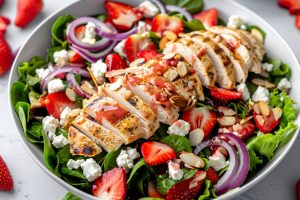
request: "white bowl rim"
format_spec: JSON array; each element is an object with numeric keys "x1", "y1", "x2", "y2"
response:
[{"x1": 8, "y1": 0, "x2": 300, "y2": 199}]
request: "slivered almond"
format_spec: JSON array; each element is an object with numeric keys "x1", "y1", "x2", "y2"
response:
[
  {"x1": 170, "y1": 95, "x2": 187, "y2": 108},
  {"x1": 177, "y1": 61, "x2": 188, "y2": 77},
  {"x1": 159, "y1": 36, "x2": 169, "y2": 49},
  {"x1": 66, "y1": 88, "x2": 76, "y2": 101},
  {"x1": 163, "y1": 31, "x2": 177, "y2": 41},
  {"x1": 253, "y1": 103, "x2": 261, "y2": 114},
  {"x1": 251, "y1": 78, "x2": 275, "y2": 89},
  {"x1": 80, "y1": 81, "x2": 96, "y2": 96},
  {"x1": 217, "y1": 116, "x2": 236, "y2": 126},
  {"x1": 259, "y1": 101, "x2": 270, "y2": 116},
  {"x1": 87, "y1": 67, "x2": 98, "y2": 88},
  {"x1": 240, "y1": 116, "x2": 253, "y2": 124},
  {"x1": 218, "y1": 106, "x2": 236, "y2": 116},
  {"x1": 164, "y1": 69, "x2": 178, "y2": 81},
  {"x1": 256, "y1": 115, "x2": 265, "y2": 126},
  {"x1": 272, "y1": 107, "x2": 282, "y2": 121},
  {"x1": 180, "y1": 152, "x2": 204, "y2": 168}
]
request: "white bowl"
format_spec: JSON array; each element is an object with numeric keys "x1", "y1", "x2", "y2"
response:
[{"x1": 8, "y1": 0, "x2": 300, "y2": 199}]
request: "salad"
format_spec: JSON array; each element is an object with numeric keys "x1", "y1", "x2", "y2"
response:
[{"x1": 10, "y1": 0, "x2": 298, "y2": 199}]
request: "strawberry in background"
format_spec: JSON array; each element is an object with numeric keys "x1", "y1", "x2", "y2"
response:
[
  {"x1": 15, "y1": 0, "x2": 43, "y2": 28},
  {"x1": 0, "y1": 156, "x2": 14, "y2": 191},
  {"x1": 0, "y1": 35, "x2": 14, "y2": 76},
  {"x1": 0, "y1": 0, "x2": 4, "y2": 8},
  {"x1": 278, "y1": 0, "x2": 300, "y2": 29}
]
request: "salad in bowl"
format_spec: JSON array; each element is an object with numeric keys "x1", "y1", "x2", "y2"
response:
[{"x1": 10, "y1": 0, "x2": 298, "y2": 199}]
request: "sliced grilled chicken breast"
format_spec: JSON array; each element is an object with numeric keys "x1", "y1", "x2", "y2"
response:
[
  {"x1": 163, "y1": 42, "x2": 216, "y2": 87},
  {"x1": 81, "y1": 94, "x2": 144, "y2": 144},
  {"x1": 102, "y1": 79, "x2": 159, "y2": 139},
  {"x1": 68, "y1": 126, "x2": 102, "y2": 157},
  {"x1": 72, "y1": 116, "x2": 123, "y2": 152}
]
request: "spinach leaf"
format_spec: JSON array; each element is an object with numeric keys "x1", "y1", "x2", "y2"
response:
[
  {"x1": 61, "y1": 167, "x2": 86, "y2": 180},
  {"x1": 15, "y1": 102, "x2": 31, "y2": 132},
  {"x1": 161, "y1": 135, "x2": 192, "y2": 153},
  {"x1": 127, "y1": 158, "x2": 148, "y2": 185},
  {"x1": 162, "y1": 0, "x2": 204, "y2": 14},
  {"x1": 184, "y1": 19, "x2": 205, "y2": 32},
  {"x1": 25, "y1": 122, "x2": 44, "y2": 143},
  {"x1": 217, "y1": 18, "x2": 226, "y2": 26},
  {"x1": 10, "y1": 81, "x2": 29, "y2": 106},
  {"x1": 51, "y1": 15, "x2": 75, "y2": 47},
  {"x1": 103, "y1": 149, "x2": 121, "y2": 171},
  {"x1": 151, "y1": 123, "x2": 169, "y2": 140},
  {"x1": 57, "y1": 128, "x2": 68, "y2": 137},
  {"x1": 198, "y1": 180, "x2": 211, "y2": 200},
  {"x1": 62, "y1": 192, "x2": 81, "y2": 200},
  {"x1": 43, "y1": 131, "x2": 60, "y2": 177},
  {"x1": 57, "y1": 145, "x2": 71, "y2": 164},
  {"x1": 18, "y1": 56, "x2": 45, "y2": 83}
]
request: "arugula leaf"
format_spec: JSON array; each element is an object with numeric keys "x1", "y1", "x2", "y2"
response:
[
  {"x1": 162, "y1": 0, "x2": 204, "y2": 14},
  {"x1": 198, "y1": 179, "x2": 211, "y2": 200},
  {"x1": 10, "y1": 81, "x2": 29, "y2": 106},
  {"x1": 161, "y1": 135, "x2": 192, "y2": 153},
  {"x1": 51, "y1": 15, "x2": 75, "y2": 47},
  {"x1": 18, "y1": 56, "x2": 45, "y2": 83},
  {"x1": 62, "y1": 192, "x2": 81, "y2": 200},
  {"x1": 103, "y1": 149, "x2": 121, "y2": 171}
]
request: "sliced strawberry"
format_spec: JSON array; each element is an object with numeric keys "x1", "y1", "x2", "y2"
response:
[
  {"x1": 44, "y1": 92, "x2": 76, "y2": 119},
  {"x1": 253, "y1": 108, "x2": 281, "y2": 133},
  {"x1": 193, "y1": 8, "x2": 218, "y2": 28},
  {"x1": 278, "y1": 0, "x2": 294, "y2": 8},
  {"x1": 92, "y1": 167, "x2": 126, "y2": 200},
  {"x1": 105, "y1": 1, "x2": 141, "y2": 31},
  {"x1": 123, "y1": 34, "x2": 156, "y2": 62},
  {"x1": 166, "y1": 171, "x2": 206, "y2": 200},
  {"x1": 74, "y1": 25, "x2": 86, "y2": 40},
  {"x1": 68, "y1": 50, "x2": 85, "y2": 64},
  {"x1": 209, "y1": 88, "x2": 242, "y2": 102},
  {"x1": 141, "y1": 141, "x2": 176, "y2": 166},
  {"x1": 0, "y1": 16, "x2": 10, "y2": 35},
  {"x1": 15, "y1": 0, "x2": 43, "y2": 28},
  {"x1": 296, "y1": 179, "x2": 300, "y2": 200},
  {"x1": 136, "y1": 49, "x2": 160, "y2": 62},
  {"x1": 182, "y1": 107, "x2": 217, "y2": 139},
  {"x1": 0, "y1": 156, "x2": 13, "y2": 191},
  {"x1": 151, "y1": 14, "x2": 184, "y2": 35},
  {"x1": 296, "y1": 13, "x2": 300, "y2": 29},
  {"x1": 105, "y1": 53, "x2": 128, "y2": 71},
  {"x1": 148, "y1": 180, "x2": 163, "y2": 198},
  {"x1": 206, "y1": 168, "x2": 220, "y2": 185},
  {"x1": 0, "y1": 35, "x2": 13, "y2": 76},
  {"x1": 289, "y1": 1, "x2": 300, "y2": 14}
]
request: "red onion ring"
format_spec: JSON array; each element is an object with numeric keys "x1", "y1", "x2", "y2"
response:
[
  {"x1": 95, "y1": 25, "x2": 137, "y2": 41},
  {"x1": 166, "y1": 5, "x2": 192, "y2": 21},
  {"x1": 149, "y1": 0, "x2": 167, "y2": 14},
  {"x1": 194, "y1": 137, "x2": 239, "y2": 195},
  {"x1": 41, "y1": 66, "x2": 90, "y2": 92},
  {"x1": 66, "y1": 73, "x2": 90, "y2": 98}
]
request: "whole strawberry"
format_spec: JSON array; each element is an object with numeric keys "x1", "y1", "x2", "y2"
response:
[
  {"x1": 296, "y1": 179, "x2": 300, "y2": 200},
  {"x1": 15, "y1": 0, "x2": 43, "y2": 28},
  {"x1": 0, "y1": 156, "x2": 13, "y2": 191},
  {"x1": 0, "y1": 35, "x2": 13, "y2": 76}
]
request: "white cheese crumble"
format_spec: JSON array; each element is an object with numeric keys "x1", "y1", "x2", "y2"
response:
[
  {"x1": 168, "y1": 161, "x2": 183, "y2": 181},
  {"x1": 114, "y1": 39, "x2": 126, "y2": 57},
  {"x1": 209, "y1": 151, "x2": 227, "y2": 171},
  {"x1": 60, "y1": 107, "x2": 72, "y2": 125},
  {"x1": 139, "y1": 1, "x2": 159, "y2": 18},
  {"x1": 227, "y1": 15, "x2": 245, "y2": 29},
  {"x1": 82, "y1": 22, "x2": 96, "y2": 45},
  {"x1": 91, "y1": 59, "x2": 107, "y2": 84},
  {"x1": 252, "y1": 86, "x2": 269, "y2": 102},
  {"x1": 116, "y1": 147, "x2": 140, "y2": 172},
  {"x1": 137, "y1": 21, "x2": 151, "y2": 35},
  {"x1": 47, "y1": 78, "x2": 65, "y2": 94},
  {"x1": 36, "y1": 68, "x2": 50, "y2": 79},
  {"x1": 67, "y1": 159, "x2": 84, "y2": 170},
  {"x1": 277, "y1": 78, "x2": 291, "y2": 91},
  {"x1": 261, "y1": 62, "x2": 273, "y2": 72},
  {"x1": 42, "y1": 116, "x2": 60, "y2": 141},
  {"x1": 80, "y1": 158, "x2": 102, "y2": 182},
  {"x1": 53, "y1": 50, "x2": 68, "y2": 66},
  {"x1": 52, "y1": 134, "x2": 69, "y2": 148},
  {"x1": 168, "y1": 120, "x2": 190, "y2": 136},
  {"x1": 236, "y1": 83, "x2": 250, "y2": 101}
]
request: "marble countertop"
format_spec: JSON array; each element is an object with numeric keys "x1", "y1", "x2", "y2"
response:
[{"x1": 0, "y1": 0, "x2": 299, "y2": 199}]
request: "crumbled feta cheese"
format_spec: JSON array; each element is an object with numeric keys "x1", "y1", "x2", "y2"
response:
[
  {"x1": 82, "y1": 22, "x2": 96, "y2": 45},
  {"x1": 60, "y1": 107, "x2": 72, "y2": 125},
  {"x1": 240, "y1": 24, "x2": 247, "y2": 30},
  {"x1": 261, "y1": 62, "x2": 273, "y2": 72},
  {"x1": 53, "y1": 50, "x2": 68, "y2": 66},
  {"x1": 139, "y1": 1, "x2": 159, "y2": 18},
  {"x1": 209, "y1": 151, "x2": 227, "y2": 171},
  {"x1": 277, "y1": 78, "x2": 291, "y2": 91},
  {"x1": 227, "y1": 15, "x2": 245, "y2": 29},
  {"x1": 236, "y1": 83, "x2": 250, "y2": 101},
  {"x1": 116, "y1": 147, "x2": 140, "y2": 172},
  {"x1": 137, "y1": 21, "x2": 151, "y2": 35},
  {"x1": 52, "y1": 134, "x2": 69, "y2": 148},
  {"x1": 168, "y1": 161, "x2": 183, "y2": 181},
  {"x1": 91, "y1": 59, "x2": 107, "y2": 84},
  {"x1": 80, "y1": 158, "x2": 102, "y2": 182},
  {"x1": 168, "y1": 120, "x2": 190, "y2": 136},
  {"x1": 252, "y1": 86, "x2": 269, "y2": 102},
  {"x1": 114, "y1": 40, "x2": 126, "y2": 57},
  {"x1": 36, "y1": 68, "x2": 50, "y2": 79},
  {"x1": 47, "y1": 78, "x2": 65, "y2": 94},
  {"x1": 42, "y1": 116, "x2": 60, "y2": 141},
  {"x1": 67, "y1": 159, "x2": 84, "y2": 170}
]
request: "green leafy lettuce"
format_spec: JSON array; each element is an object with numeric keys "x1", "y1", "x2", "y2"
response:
[{"x1": 198, "y1": 179, "x2": 211, "y2": 200}]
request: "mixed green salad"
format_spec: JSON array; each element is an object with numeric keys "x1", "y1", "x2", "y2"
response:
[{"x1": 10, "y1": 0, "x2": 298, "y2": 199}]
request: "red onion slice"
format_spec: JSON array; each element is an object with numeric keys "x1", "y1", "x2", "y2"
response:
[
  {"x1": 166, "y1": 5, "x2": 192, "y2": 21},
  {"x1": 40, "y1": 66, "x2": 90, "y2": 92},
  {"x1": 149, "y1": 0, "x2": 167, "y2": 14},
  {"x1": 95, "y1": 25, "x2": 137, "y2": 41},
  {"x1": 66, "y1": 73, "x2": 90, "y2": 98}
]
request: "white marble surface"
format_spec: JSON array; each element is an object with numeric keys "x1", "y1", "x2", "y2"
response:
[{"x1": 0, "y1": 0, "x2": 299, "y2": 199}]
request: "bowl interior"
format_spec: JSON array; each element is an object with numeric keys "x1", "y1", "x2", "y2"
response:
[{"x1": 9, "y1": 0, "x2": 300, "y2": 199}]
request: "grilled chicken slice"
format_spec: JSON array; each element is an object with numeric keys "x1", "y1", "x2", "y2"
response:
[
  {"x1": 125, "y1": 74, "x2": 179, "y2": 125},
  {"x1": 102, "y1": 79, "x2": 159, "y2": 139},
  {"x1": 178, "y1": 34, "x2": 236, "y2": 89},
  {"x1": 163, "y1": 42, "x2": 216, "y2": 87},
  {"x1": 81, "y1": 94, "x2": 144, "y2": 144},
  {"x1": 72, "y1": 116, "x2": 123, "y2": 152},
  {"x1": 68, "y1": 126, "x2": 102, "y2": 157}
]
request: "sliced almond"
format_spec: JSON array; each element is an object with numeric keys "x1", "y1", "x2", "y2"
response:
[
  {"x1": 87, "y1": 67, "x2": 98, "y2": 88},
  {"x1": 253, "y1": 103, "x2": 261, "y2": 114},
  {"x1": 256, "y1": 115, "x2": 265, "y2": 126},
  {"x1": 129, "y1": 58, "x2": 145, "y2": 67},
  {"x1": 260, "y1": 69, "x2": 270, "y2": 78},
  {"x1": 80, "y1": 81, "x2": 96, "y2": 96},
  {"x1": 170, "y1": 95, "x2": 187, "y2": 108},
  {"x1": 240, "y1": 115, "x2": 253, "y2": 124},
  {"x1": 251, "y1": 78, "x2": 275, "y2": 89},
  {"x1": 189, "y1": 128, "x2": 204, "y2": 146},
  {"x1": 217, "y1": 116, "x2": 236, "y2": 126},
  {"x1": 164, "y1": 69, "x2": 178, "y2": 81},
  {"x1": 159, "y1": 36, "x2": 169, "y2": 49},
  {"x1": 179, "y1": 152, "x2": 204, "y2": 168},
  {"x1": 163, "y1": 31, "x2": 177, "y2": 41},
  {"x1": 259, "y1": 101, "x2": 270, "y2": 116},
  {"x1": 251, "y1": 28, "x2": 264, "y2": 43},
  {"x1": 184, "y1": 97, "x2": 196, "y2": 112},
  {"x1": 232, "y1": 123, "x2": 243, "y2": 132},
  {"x1": 177, "y1": 61, "x2": 188, "y2": 77},
  {"x1": 163, "y1": 52, "x2": 176, "y2": 60},
  {"x1": 66, "y1": 88, "x2": 76, "y2": 102},
  {"x1": 218, "y1": 106, "x2": 236, "y2": 116},
  {"x1": 272, "y1": 107, "x2": 282, "y2": 121}
]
